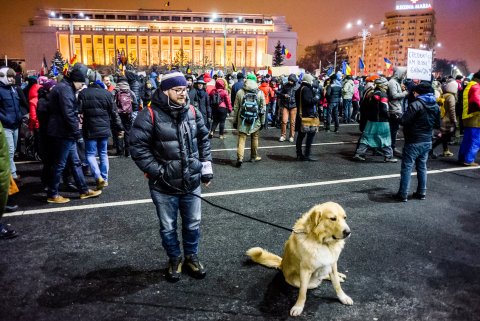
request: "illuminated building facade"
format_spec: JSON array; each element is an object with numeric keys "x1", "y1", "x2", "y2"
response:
[
  {"x1": 329, "y1": 0, "x2": 435, "y2": 75},
  {"x1": 22, "y1": 9, "x2": 297, "y2": 71}
]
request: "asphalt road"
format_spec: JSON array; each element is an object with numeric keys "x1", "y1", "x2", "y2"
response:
[{"x1": 1, "y1": 123, "x2": 479, "y2": 321}]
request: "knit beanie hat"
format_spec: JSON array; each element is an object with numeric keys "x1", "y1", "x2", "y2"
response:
[
  {"x1": 246, "y1": 73, "x2": 257, "y2": 81},
  {"x1": 413, "y1": 82, "x2": 434, "y2": 95},
  {"x1": 160, "y1": 71, "x2": 187, "y2": 91},
  {"x1": 42, "y1": 79, "x2": 57, "y2": 91},
  {"x1": 236, "y1": 72, "x2": 244, "y2": 80},
  {"x1": 302, "y1": 74, "x2": 314, "y2": 85}
]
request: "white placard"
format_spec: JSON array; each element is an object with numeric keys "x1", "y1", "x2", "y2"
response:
[{"x1": 407, "y1": 48, "x2": 433, "y2": 81}]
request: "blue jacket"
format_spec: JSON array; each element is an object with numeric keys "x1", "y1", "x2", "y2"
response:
[
  {"x1": 0, "y1": 85, "x2": 22, "y2": 129},
  {"x1": 401, "y1": 93, "x2": 441, "y2": 144},
  {"x1": 47, "y1": 79, "x2": 82, "y2": 140}
]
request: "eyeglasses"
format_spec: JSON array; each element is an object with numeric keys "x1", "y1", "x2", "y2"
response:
[{"x1": 170, "y1": 87, "x2": 187, "y2": 94}]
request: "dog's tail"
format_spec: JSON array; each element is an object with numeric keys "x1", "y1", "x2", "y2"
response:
[{"x1": 246, "y1": 247, "x2": 282, "y2": 269}]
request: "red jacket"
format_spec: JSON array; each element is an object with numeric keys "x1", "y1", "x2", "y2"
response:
[
  {"x1": 259, "y1": 82, "x2": 274, "y2": 105},
  {"x1": 209, "y1": 79, "x2": 232, "y2": 113},
  {"x1": 28, "y1": 83, "x2": 41, "y2": 130}
]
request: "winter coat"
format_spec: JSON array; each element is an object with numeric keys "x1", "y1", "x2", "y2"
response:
[
  {"x1": 232, "y1": 79, "x2": 266, "y2": 135},
  {"x1": 462, "y1": 80, "x2": 480, "y2": 128},
  {"x1": 129, "y1": 89, "x2": 211, "y2": 195},
  {"x1": 209, "y1": 79, "x2": 232, "y2": 113},
  {"x1": 231, "y1": 80, "x2": 244, "y2": 104},
  {"x1": 258, "y1": 82, "x2": 274, "y2": 105},
  {"x1": 363, "y1": 89, "x2": 390, "y2": 123},
  {"x1": 0, "y1": 122, "x2": 10, "y2": 213},
  {"x1": 141, "y1": 81, "x2": 155, "y2": 107},
  {"x1": 400, "y1": 93, "x2": 441, "y2": 144},
  {"x1": 36, "y1": 88, "x2": 50, "y2": 135},
  {"x1": 294, "y1": 83, "x2": 320, "y2": 132},
  {"x1": 278, "y1": 74, "x2": 299, "y2": 109},
  {"x1": 326, "y1": 80, "x2": 343, "y2": 104},
  {"x1": 0, "y1": 84, "x2": 22, "y2": 130},
  {"x1": 46, "y1": 79, "x2": 82, "y2": 140},
  {"x1": 190, "y1": 87, "x2": 211, "y2": 122},
  {"x1": 342, "y1": 79, "x2": 354, "y2": 100},
  {"x1": 387, "y1": 67, "x2": 408, "y2": 116},
  {"x1": 440, "y1": 93, "x2": 457, "y2": 133},
  {"x1": 112, "y1": 81, "x2": 138, "y2": 114},
  {"x1": 28, "y1": 83, "x2": 41, "y2": 130},
  {"x1": 78, "y1": 87, "x2": 124, "y2": 139},
  {"x1": 125, "y1": 71, "x2": 141, "y2": 111}
]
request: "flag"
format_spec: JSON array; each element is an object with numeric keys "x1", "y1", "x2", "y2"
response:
[
  {"x1": 358, "y1": 57, "x2": 365, "y2": 70},
  {"x1": 281, "y1": 45, "x2": 286, "y2": 55},
  {"x1": 267, "y1": 66, "x2": 272, "y2": 75},
  {"x1": 69, "y1": 54, "x2": 77, "y2": 66},
  {"x1": 384, "y1": 57, "x2": 393, "y2": 70},
  {"x1": 242, "y1": 67, "x2": 246, "y2": 76},
  {"x1": 40, "y1": 56, "x2": 48, "y2": 76},
  {"x1": 326, "y1": 67, "x2": 334, "y2": 76},
  {"x1": 62, "y1": 62, "x2": 69, "y2": 75},
  {"x1": 52, "y1": 64, "x2": 58, "y2": 76},
  {"x1": 210, "y1": 69, "x2": 214, "y2": 78},
  {"x1": 231, "y1": 63, "x2": 236, "y2": 72},
  {"x1": 342, "y1": 61, "x2": 351, "y2": 75}
]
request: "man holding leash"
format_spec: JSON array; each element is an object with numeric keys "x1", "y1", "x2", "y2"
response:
[{"x1": 129, "y1": 71, "x2": 213, "y2": 283}]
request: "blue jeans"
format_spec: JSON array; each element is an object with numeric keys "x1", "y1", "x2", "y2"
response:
[
  {"x1": 85, "y1": 138, "x2": 109, "y2": 181},
  {"x1": 398, "y1": 142, "x2": 431, "y2": 197},
  {"x1": 325, "y1": 103, "x2": 339, "y2": 130},
  {"x1": 150, "y1": 186, "x2": 202, "y2": 258},
  {"x1": 4, "y1": 128, "x2": 18, "y2": 178},
  {"x1": 343, "y1": 99, "x2": 352, "y2": 123},
  {"x1": 47, "y1": 138, "x2": 89, "y2": 197}
]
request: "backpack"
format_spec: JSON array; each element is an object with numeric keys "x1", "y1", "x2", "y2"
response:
[
  {"x1": 437, "y1": 93, "x2": 450, "y2": 118},
  {"x1": 239, "y1": 91, "x2": 260, "y2": 125},
  {"x1": 115, "y1": 89, "x2": 133, "y2": 114},
  {"x1": 210, "y1": 91, "x2": 222, "y2": 108}
]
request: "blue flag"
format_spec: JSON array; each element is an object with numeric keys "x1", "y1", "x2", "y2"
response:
[
  {"x1": 326, "y1": 67, "x2": 334, "y2": 76},
  {"x1": 210, "y1": 69, "x2": 214, "y2": 78},
  {"x1": 52, "y1": 64, "x2": 58, "y2": 76}
]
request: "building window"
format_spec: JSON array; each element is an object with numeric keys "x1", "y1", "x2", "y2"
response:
[
  {"x1": 203, "y1": 17, "x2": 210, "y2": 22},
  {"x1": 195, "y1": 39, "x2": 201, "y2": 46},
  {"x1": 160, "y1": 16, "x2": 169, "y2": 21},
  {"x1": 130, "y1": 38, "x2": 136, "y2": 45},
  {"x1": 193, "y1": 17, "x2": 202, "y2": 22},
  {"x1": 128, "y1": 15, "x2": 138, "y2": 20},
  {"x1": 173, "y1": 39, "x2": 180, "y2": 45},
  {"x1": 75, "y1": 38, "x2": 80, "y2": 44},
  {"x1": 182, "y1": 17, "x2": 191, "y2": 21},
  {"x1": 205, "y1": 40, "x2": 211, "y2": 45},
  {"x1": 245, "y1": 19, "x2": 254, "y2": 23},
  {"x1": 152, "y1": 38, "x2": 158, "y2": 45},
  {"x1": 106, "y1": 15, "x2": 115, "y2": 19},
  {"x1": 184, "y1": 39, "x2": 190, "y2": 45},
  {"x1": 224, "y1": 18, "x2": 233, "y2": 23},
  {"x1": 108, "y1": 38, "x2": 114, "y2": 44},
  {"x1": 94, "y1": 15, "x2": 104, "y2": 19},
  {"x1": 141, "y1": 38, "x2": 147, "y2": 45},
  {"x1": 172, "y1": 16, "x2": 181, "y2": 21},
  {"x1": 117, "y1": 15, "x2": 127, "y2": 20},
  {"x1": 120, "y1": 39, "x2": 125, "y2": 44},
  {"x1": 96, "y1": 37, "x2": 103, "y2": 44},
  {"x1": 255, "y1": 19, "x2": 263, "y2": 23},
  {"x1": 139, "y1": 16, "x2": 148, "y2": 20}
]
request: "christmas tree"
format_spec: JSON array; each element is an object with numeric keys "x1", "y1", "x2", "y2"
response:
[
  {"x1": 273, "y1": 41, "x2": 284, "y2": 67},
  {"x1": 50, "y1": 50, "x2": 66, "y2": 76}
]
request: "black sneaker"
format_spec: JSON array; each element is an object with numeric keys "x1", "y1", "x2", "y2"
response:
[
  {"x1": 166, "y1": 257, "x2": 182, "y2": 283},
  {"x1": 384, "y1": 157, "x2": 398, "y2": 163},
  {"x1": 235, "y1": 160, "x2": 243, "y2": 168},
  {"x1": 0, "y1": 223, "x2": 18, "y2": 239},
  {"x1": 392, "y1": 193, "x2": 408, "y2": 202},
  {"x1": 412, "y1": 192, "x2": 426, "y2": 200},
  {"x1": 184, "y1": 254, "x2": 206, "y2": 279}
]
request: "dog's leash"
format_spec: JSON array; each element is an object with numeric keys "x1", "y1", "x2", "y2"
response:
[{"x1": 188, "y1": 192, "x2": 294, "y2": 233}]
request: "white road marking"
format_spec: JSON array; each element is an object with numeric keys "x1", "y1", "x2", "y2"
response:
[{"x1": 5, "y1": 166, "x2": 478, "y2": 217}]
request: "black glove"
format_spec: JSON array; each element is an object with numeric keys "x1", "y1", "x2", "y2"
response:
[
  {"x1": 233, "y1": 123, "x2": 238, "y2": 129},
  {"x1": 201, "y1": 174, "x2": 213, "y2": 184}
]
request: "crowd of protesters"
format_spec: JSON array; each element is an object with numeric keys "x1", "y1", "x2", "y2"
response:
[{"x1": 1, "y1": 62, "x2": 479, "y2": 243}]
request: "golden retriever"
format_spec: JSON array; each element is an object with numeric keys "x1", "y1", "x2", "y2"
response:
[{"x1": 246, "y1": 201, "x2": 353, "y2": 316}]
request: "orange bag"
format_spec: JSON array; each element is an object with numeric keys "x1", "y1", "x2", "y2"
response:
[{"x1": 8, "y1": 175, "x2": 19, "y2": 195}]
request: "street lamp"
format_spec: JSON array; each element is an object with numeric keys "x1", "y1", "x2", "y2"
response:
[{"x1": 346, "y1": 20, "x2": 371, "y2": 75}]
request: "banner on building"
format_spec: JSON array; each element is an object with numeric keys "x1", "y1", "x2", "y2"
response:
[
  {"x1": 407, "y1": 48, "x2": 433, "y2": 81},
  {"x1": 270, "y1": 66, "x2": 300, "y2": 77}
]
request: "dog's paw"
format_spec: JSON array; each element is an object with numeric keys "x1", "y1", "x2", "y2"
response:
[
  {"x1": 338, "y1": 293, "x2": 353, "y2": 305},
  {"x1": 290, "y1": 305, "x2": 304, "y2": 316},
  {"x1": 338, "y1": 272, "x2": 347, "y2": 282}
]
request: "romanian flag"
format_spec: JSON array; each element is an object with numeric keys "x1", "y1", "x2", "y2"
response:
[
  {"x1": 69, "y1": 54, "x2": 77, "y2": 66},
  {"x1": 281, "y1": 45, "x2": 292, "y2": 59},
  {"x1": 342, "y1": 61, "x2": 352, "y2": 75},
  {"x1": 358, "y1": 57, "x2": 365, "y2": 70},
  {"x1": 384, "y1": 57, "x2": 393, "y2": 70},
  {"x1": 62, "y1": 62, "x2": 69, "y2": 75}
]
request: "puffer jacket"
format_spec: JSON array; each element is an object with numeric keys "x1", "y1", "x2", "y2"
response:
[
  {"x1": 440, "y1": 93, "x2": 457, "y2": 133},
  {"x1": 125, "y1": 71, "x2": 141, "y2": 111},
  {"x1": 294, "y1": 82, "x2": 320, "y2": 132},
  {"x1": 387, "y1": 67, "x2": 408, "y2": 116},
  {"x1": 28, "y1": 83, "x2": 41, "y2": 130},
  {"x1": 342, "y1": 79, "x2": 354, "y2": 100},
  {"x1": 326, "y1": 79, "x2": 342, "y2": 104},
  {"x1": 129, "y1": 89, "x2": 211, "y2": 195},
  {"x1": 278, "y1": 74, "x2": 299, "y2": 109},
  {"x1": 78, "y1": 86, "x2": 124, "y2": 139},
  {"x1": 46, "y1": 78, "x2": 82, "y2": 140},
  {"x1": 401, "y1": 93, "x2": 441, "y2": 144},
  {"x1": 233, "y1": 79, "x2": 266, "y2": 135},
  {"x1": 0, "y1": 84, "x2": 22, "y2": 130}
]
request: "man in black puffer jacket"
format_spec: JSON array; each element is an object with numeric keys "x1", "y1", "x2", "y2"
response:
[
  {"x1": 129, "y1": 71, "x2": 212, "y2": 283},
  {"x1": 78, "y1": 82, "x2": 124, "y2": 190}
]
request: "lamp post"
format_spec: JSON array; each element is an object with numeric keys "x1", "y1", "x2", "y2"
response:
[{"x1": 346, "y1": 20, "x2": 382, "y2": 75}]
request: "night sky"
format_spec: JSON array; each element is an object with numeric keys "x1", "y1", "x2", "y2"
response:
[{"x1": 3, "y1": 0, "x2": 480, "y2": 71}]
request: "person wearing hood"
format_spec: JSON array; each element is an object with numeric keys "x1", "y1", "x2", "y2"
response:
[
  {"x1": 208, "y1": 78, "x2": 232, "y2": 139},
  {"x1": 353, "y1": 77, "x2": 398, "y2": 163},
  {"x1": 129, "y1": 71, "x2": 212, "y2": 283},
  {"x1": 325, "y1": 72, "x2": 343, "y2": 132},
  {"x1": 190, "y1": 77, "x2": 211, "y2": 129},
  {"x1": 258, "y1": 78, "x2": 275, "y2": 129},
  {"x1": 141, "y1": 79, "x2": 155, "y2": 107},
  {"x1": 342, "y1": 75, "x2": 354, "y2": 123},
  {"x1": 230, "y1": 72, "x2": 244, "y2": 106},
  {"x1": 112, "y1": 76, "x2": 138, "y2": 157},
  {"x1": 277, "y1": 73, "x2": 299, "y2": 142},
  {"x1": 393, "y1": 82, "x2": 441, "y2": 202},
  {"x1": 125, "y1": 70, "x2": 142, "y2": 119},
  {"x1": 430, "y1": 79, "x2": 458, "y2": 158},
  {"x1": 0, "y1": 67, "x2": 23, "y2": 181},
  {"x1": 45, "y1": 63, "x2": 102, "y2": 204},
  {"x1": 232, "y1": 77, "x2": 266, "y2": 167},
  {"x1": 387, "y1": 67, "x2": 408, "y2": 156},
  {"x1": 458, "y1": 71, "x2": 480, "y2": 166}
]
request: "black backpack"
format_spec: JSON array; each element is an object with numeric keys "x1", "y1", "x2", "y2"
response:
[
  {"x1": 210, "y1": 91, "x2": 221, "y2": 108},
  {"x1": 239, "y1": 91, "x2": 260, "y2": 125}
]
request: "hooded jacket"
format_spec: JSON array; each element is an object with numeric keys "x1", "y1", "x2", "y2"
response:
[
  {"x1": 0, "y1": 83, "x2": 22, "y2": 130},
  {"x1": 387, "y1": 67, "x2": 408, "y2": 115},
  {"x1": 342, "y1": 79, "x2": 354, "y2": 100},
  {"x1": 400, "y1": 93, "x2": 441, "y2": 144},
  {"x1": 209, "y1": 79, "x2": 232, "y2": 113},
  {"x1": 129, "y1": 89, "x2": 211, "y2": 195},
  {"x1": 278, "y1": 74, "x2": 299, "y2": 109},
  {"x1": 294, "y1": 82, "x2": 320, "y2": 132},
  {"x1": 233, "y1": 79, "x2": 266, "y2": 135},
  {"x1": 326, "y1": 76, "x2": 343, "y2": 104}
]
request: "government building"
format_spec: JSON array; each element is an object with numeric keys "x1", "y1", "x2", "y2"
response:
[
  {"x1": 22, "y1": 8, "x2": 298, "y2": 71},
  {"x1": 332, "y1": 0, "x2": 436, "y2": 75}
]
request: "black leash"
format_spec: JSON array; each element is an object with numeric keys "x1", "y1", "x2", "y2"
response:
[{"x1": 188, "y1": 192, "x2": 293, "y2": 233}]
